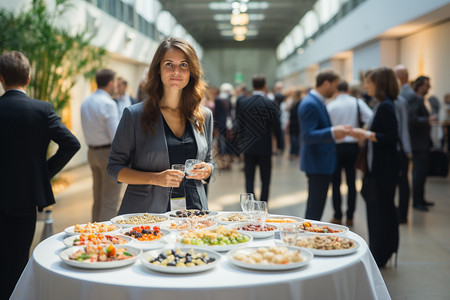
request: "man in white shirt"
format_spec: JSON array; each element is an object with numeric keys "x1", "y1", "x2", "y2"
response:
[
  {"x1": 115, "y1": 77, "x2": 133, "y2": 120},
  {"x1": 81, "y1": 69, "x2": 121, "y2": 222},
  {"x1": 327, "y1": 80, "x2": 373, "y2": 226}
]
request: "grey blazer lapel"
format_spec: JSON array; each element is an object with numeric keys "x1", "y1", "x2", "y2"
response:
[{"x1": 190, "y1": 120, "x2": 206, "y2": 161}]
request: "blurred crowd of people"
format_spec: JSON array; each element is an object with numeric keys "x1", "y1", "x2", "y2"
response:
[{"x1": 203, "y1": 66, "x2": 448, "y2": 269}]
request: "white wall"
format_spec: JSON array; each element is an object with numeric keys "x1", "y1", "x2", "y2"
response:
[
  {"x1": 399, "y1": 20, "x2": 450, "y2": 118},
  {"x1": 352, "y1": 41, "x2": 380, "y2": 80}
]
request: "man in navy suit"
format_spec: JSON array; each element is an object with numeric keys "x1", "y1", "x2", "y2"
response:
[
  {"x1": 236, "y1": 75, "x2": 282, "y2": 202},
  {"x1": 0, "y1": 51, "x2": 80, "y2": 299},
  {"x1": 298, "y1": 70, "x2": 351, "y2": 221}
]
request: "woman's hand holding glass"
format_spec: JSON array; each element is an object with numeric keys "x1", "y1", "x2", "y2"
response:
[
  {"x1": 156, "y1": 166, "x2": 185, "y2": 188},
  {"x1": 185, "y1": 159, "x2": 211, "y2": 180}
]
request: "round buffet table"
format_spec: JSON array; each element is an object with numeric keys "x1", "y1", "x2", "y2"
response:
[{"x1": 11, "y1": 217, "x2": 390, "y2": 300}]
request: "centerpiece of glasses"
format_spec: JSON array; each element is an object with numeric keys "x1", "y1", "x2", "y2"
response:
[{"x1": 239, "y1": 193, "x2": 268, "y2": 230}]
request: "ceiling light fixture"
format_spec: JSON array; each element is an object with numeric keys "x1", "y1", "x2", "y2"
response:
[
  {"x1": 230, "y1": 13, "x2": 249, "y2": 25},
  {"x1": 239, "y1": 3, "x2": 248, "y2": 13},
  {"x1": 232, "y1": 26, "x2": 247, "y2": 35},
  {"x1": 234, "y1": 34, "x2": 246, "y2": 41}
]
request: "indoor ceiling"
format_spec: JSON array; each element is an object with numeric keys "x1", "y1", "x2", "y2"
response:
[{"x1": 159, "y1": 0, "x2": 317, "y2": 48}]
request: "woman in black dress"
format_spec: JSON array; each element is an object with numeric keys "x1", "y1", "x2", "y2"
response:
[{"x1": 349, "y1": 67, "x2": 401, "y2": 267}]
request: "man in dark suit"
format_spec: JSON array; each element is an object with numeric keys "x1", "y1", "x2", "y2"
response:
[
  {"x1": 298, "y1": 70, "x2": 350, "y2": 221},
  {"x1": 0, "y1": 51, "x2": 80, "y2": 299},
  {"x1": 409, "y1": 75, "x2": 435, "y2": 211},
  {"x1": 236, "y1": 75, "x2": 282, "y2": 202},
  {"x1": 393, "y1": 65, "x2": 414, "y2": 221}
]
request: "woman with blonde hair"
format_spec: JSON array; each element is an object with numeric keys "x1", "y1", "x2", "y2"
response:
[
  {"x1": 108, "y1": 37, "x2": 214, "y2": 213},
  {"x1": 350, "y1": 66, "x2": 401, "y2": 267}
]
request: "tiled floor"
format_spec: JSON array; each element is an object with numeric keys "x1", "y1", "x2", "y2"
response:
[{"x1": 32, "y1": 154, "x2": 450, "y2": 300}]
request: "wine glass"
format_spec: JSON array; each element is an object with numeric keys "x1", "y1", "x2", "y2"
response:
[
  {"x1": 279, "y1": 223, "x2": 299, "y2": 246},
  {"x1": 171, "y1": 164, "x2": 185, "y2": 173},
  {"x1": 239, "y1": 193, "x2": 255, "y2": 213},
  {"x1": 185, "y1": 159, "x2": 201, "y2": 176},
  {"x1": 250, "y1": 200, "x2": 268, "y2": 230}
]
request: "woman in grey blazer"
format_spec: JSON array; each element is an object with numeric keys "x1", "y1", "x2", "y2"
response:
[{"x1": 107, "y1": 37, "x2": 214, "y2": 214}]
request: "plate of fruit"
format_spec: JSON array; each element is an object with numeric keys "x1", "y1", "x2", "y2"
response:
[
  {"x1": 59, "y1": 243, "x2": 141, "y2": 269},
  {"x1": 141, "y1": 248, "x2": 221, "y2": 274},
  {"x1": 122, "y1": 225, "x2": 171, "y2": 248},
  {"x1": 229, "y1": 222, "x2": 278, "y2": 239},
  {"x1": 178, "y1": 225, "x2": 252, "y2": 252},
  {"x1": 63, "y1": 233, "x2": 132, "y2": 247}
]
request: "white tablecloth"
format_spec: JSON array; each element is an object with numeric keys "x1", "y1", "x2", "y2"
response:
[{"x1": 11, "y1": 225, "x2": 390, "y2": 300}]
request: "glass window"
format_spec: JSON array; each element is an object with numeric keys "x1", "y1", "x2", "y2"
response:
[{"x1": 301, "y1": 10, "x2": 319, "y2": 38}]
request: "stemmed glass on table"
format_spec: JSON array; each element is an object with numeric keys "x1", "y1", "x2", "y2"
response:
[
  {"x1": 240, "y1": 193, "x2": 255, "y2": 214},
  {"x1": 250, "y1": 200, "x2": 268, "y2": 230}
]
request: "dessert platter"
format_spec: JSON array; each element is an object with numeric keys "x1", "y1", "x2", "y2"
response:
[
  {"x1": 111, "y1": 213, "x2": 168, "y2": 228},
  {"x1": 141, "y1": 247, "x2": 222, "y2": 274}
]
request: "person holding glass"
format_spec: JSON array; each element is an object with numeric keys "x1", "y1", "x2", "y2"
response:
[
  {"x1": 348, "y1": 67, "x2": 401, "y2": 268},
  {"x1": 107, "y1": 37, "x2": 214, "y2": 213}
]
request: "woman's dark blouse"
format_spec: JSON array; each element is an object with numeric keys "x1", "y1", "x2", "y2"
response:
[{"x1": 162, "y1": 117, "x2": 201, "y2": 210}]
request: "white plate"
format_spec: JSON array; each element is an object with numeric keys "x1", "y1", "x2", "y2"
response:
[
  {"x1": 59, "y1": 245, "x2": 141, "y2": 269},
  {"x1": 165, "y1": 210, "x2": 218, "y2": 219},
  {"x1": 63, "y1": 234, "x2": 132, "y2": 248},
  {"x1": 299, "y1": 221, "x2": 349, "y2": 234},
  {"x1": 213, "y1": 212, "x2": 252, "y2": 224},
  {"x1": 227, "y1": 246, "x2": 313, "y2": 271},
  {"x1": 122, "y1": 227, "x2": 171, "y2": 243},
  {"x1": 295, "y1": 234, "x2": 360, "y2": 256},
  {"x1": 229, "y1": 222, "x2": 278, "y2": 239},
  {"x1": 64, "y1": 222, "x2": 121, "y2": 236},
  {"x1": 161, "y1": 219, "x2": 217, "y2": 231},
  {"x1": 178, "y1": 232, "x2": 253, "y2": 252},
  {"x1": 110, "y1": 213, "x2": 168, "y2": 228},
  {"x1": 265, "y1": 215, "x2": 304, "y2": 224},
  {"x1": 141, "y1": 247, "x2": 222, "y2": 274}
]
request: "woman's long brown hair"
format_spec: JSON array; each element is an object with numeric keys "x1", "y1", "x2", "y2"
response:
[
  {"x1": 369, "y1": 67, "x2": 399, "y2": 101},
  {"x1": 141, "y1": 37, "x2": 207, "y2": 134}
]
